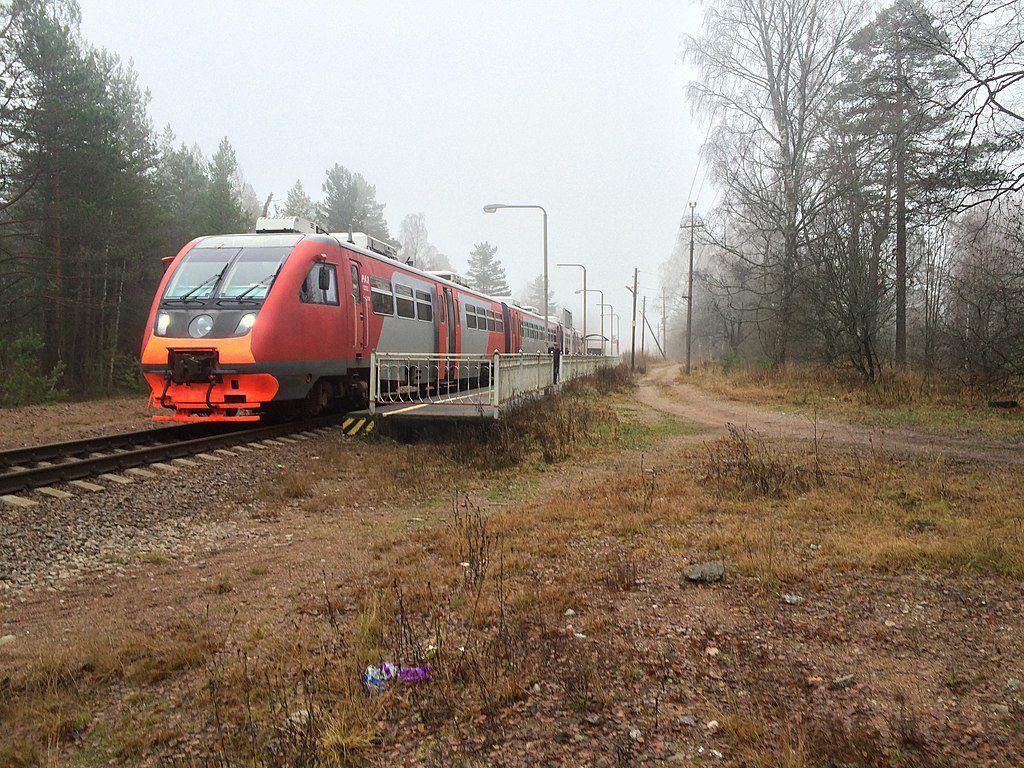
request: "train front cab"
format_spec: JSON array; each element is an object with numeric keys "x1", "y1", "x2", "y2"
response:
[{"x1": 141, "y1": 232, "x2": 356, "y2": 421}]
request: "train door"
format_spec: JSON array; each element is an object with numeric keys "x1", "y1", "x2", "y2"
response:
[
  {"x1": 442, "y1": 286, "x2": 457, "y2": 380},
  {"x1": 348, "y1": 258, "x2": 367, "y2": 358},
  {"x1": 501, "y1": 303, "x2": 512, "y2": 354}
]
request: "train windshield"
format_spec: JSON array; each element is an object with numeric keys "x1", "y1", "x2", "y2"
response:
[{"x1": 163, "y1": 244, "x2": 295, "y2": 302}]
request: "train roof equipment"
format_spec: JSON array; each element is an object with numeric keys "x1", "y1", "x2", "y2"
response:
[
  {"x1": 427, "y1": 270, "x2": 473, "y2": 289},
  {"x1": 255, "y1": 216, "x2": 326, "y2": 234},
  {"x1": 342, "y1": 232, "x2": 399, "y2": 260}
]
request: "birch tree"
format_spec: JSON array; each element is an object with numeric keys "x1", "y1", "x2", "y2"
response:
[{"x1": 683, "y1": 0, "x2": 863, "y2": 365}]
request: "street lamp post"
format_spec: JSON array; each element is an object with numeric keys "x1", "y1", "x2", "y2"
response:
[
  {"x1": 599, "y1": 302, "x2": 613, "y2": 356},
  {"x1": 610, "y1": 312, "x2": 620, "y2": 356},
  {"x1": 557, "y1": 262, "x2": 586, "y2": 351},
  {"x1": 576, "y1": 288, "x2": 604, "y2": 354},
  {"x1": 483, "y1": 203, "x2": 548, "y2": 328}
]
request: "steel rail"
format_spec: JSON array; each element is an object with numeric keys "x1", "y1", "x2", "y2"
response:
[
  {"x1": 0, "y1": 423, "x2": 231, "y2": 470},
  {"x1": 0, "y1": 415, "x2": 343, "y2": 496}
]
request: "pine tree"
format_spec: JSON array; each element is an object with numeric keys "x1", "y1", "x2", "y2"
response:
[
  {"x1": 843, "y1": 0, "x2": 968, "y2": 365},
  {"x1": 279, "y1": 179, "x2": 319, "y2": 222},
  {"x1": 522, "y1": 274, "x2": 556, "y2": 315},
  {"x1": 155, "y1": 133, "x2": 209, "y2": 247},
  {"x1": 320, "y1": 163, "x2": 390, "y2": 240},
  {"x1": 206, "y1": 137, "x2": 247, "y2": 234},
  {"x1": 8, "y1": 0, "x2": 161, "y2": 390},
  {"x1": 466, "y1": 241, "x2": 510, "y2": 295}
]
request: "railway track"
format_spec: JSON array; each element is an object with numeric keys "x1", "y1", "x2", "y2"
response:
[{"x1": 0, "y1": 416, "x2": 343, "y2": 499}]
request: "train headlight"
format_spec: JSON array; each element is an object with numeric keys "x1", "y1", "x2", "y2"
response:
[
  {"x1": 234, "y1": 313, "x2": 257, "y2": 335},
  {"x1": 156, "y1": 312, "x2": 171, "y2": 336},
  {"x1": 188, "y1": 314, "x2": 214, "y2": 338}
]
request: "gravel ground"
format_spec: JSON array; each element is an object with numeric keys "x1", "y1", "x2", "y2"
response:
[
  {"x1": 0, "y1": 396, "x2": 158, "y2": 450},
  {"x1": 0, "y1": 397, "x2": 331, "y2": 601}
]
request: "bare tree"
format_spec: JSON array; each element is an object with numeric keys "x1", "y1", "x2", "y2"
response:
[
  {"x1": 683, "y1": 0, "x2": 864, "y2": 365},
  {"x1": 396, "y1": 212, "x2": 451, "y2": 270},
  {"x1": 942, "y1": 199, "x2": 1024, "y2": 394},
  {"x1": 397, "y1": 212, "x2": 429, "y2": 266},
  {"x1": 925, "y1": 0, "x2": 1024, "y2": 198}
]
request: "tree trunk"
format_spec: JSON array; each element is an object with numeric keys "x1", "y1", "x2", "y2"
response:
[
  {"x1": 52, "y1": 146, "x2": 63, "y2": 363},
  {"x1": 895, "y1": 47, "x2": 908, "y2": 366},
  {"x1": 108, "y1": 260, "x2": 125, "y2": 389}
]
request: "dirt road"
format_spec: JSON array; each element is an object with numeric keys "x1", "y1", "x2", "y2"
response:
[{"x1": 636, "y1": 363, "x2": 1024, "y2": 464}]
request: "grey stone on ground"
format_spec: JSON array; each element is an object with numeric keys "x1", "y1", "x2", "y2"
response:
[
  {"x1": 831, "y1": 674, "x2": 856, "y2": 690},
  {"x1": 682, "y1": 561, "x2": 725, "y2": 584}
]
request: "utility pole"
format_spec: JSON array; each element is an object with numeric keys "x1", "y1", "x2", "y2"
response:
[
  {"x1": 630, "y1": 268, "x2": 638, "y2": 370},
  {"x1": 680, "y1": 203, "x2": 699, "y2": 374},
  {"x1": 640, "y1": 295, "x2": 647, "y2": 358},
  {"x1": 662, "y1": 288, "x2": 667, "y2": 359}
]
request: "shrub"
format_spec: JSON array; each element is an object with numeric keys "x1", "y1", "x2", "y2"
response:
[{"x1": 0, "y1": 331, "x2": 66, "y2": 408}]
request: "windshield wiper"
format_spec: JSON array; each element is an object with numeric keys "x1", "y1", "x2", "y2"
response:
[
  {"x1": 231, "y1": 266, "x2": 282, "y2": 300},
  {"x1": 173, "y1": 269, "x2": 225, "y2": 300},
  {"x1": 162, "y1": 297, "x2": 205, "y2": 306}
]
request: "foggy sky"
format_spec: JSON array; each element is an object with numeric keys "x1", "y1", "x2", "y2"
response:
[{"x1": 78, "y1": 0, "x2": 709, "y2": 347}]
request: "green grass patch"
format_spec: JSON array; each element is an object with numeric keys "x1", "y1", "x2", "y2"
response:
[
  {"x1": 603, "y1": 413, "x2": 700, "y2": 450},
  {"x1": 485, "y1": 476, "x2": 539, "y2": 503}
]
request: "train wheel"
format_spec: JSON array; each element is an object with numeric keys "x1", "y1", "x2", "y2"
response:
[{"x1": 302, "y1": 380, "x2": 331, "y2": 418}]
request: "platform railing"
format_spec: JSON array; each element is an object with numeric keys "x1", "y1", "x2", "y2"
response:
[{"x1": 369, "y1": 352, "x2": 618, "y2": 416}]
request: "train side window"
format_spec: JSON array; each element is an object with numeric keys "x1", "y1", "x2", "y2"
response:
[
  {"x1": 415, "y1": 290, "x2": 433, "y2": 322},
  {"x1": 395, "y1": 284, "x2": 415, "y2": 319},
  {"x1": 300, "y1": 264, "x2": 338, "y2": 306},
  {"x1": 466, "y1": 304, "x2": 477, "y2": 330},
  {"x1": 486, "y1": 309, "x2": 495, "y2": 331},
  {"x1": 370, "y1": 277, "x2": 394, "y2": 315},
  {"x1": 350, "y1": 264, "x2": 360, "y2": 301}
]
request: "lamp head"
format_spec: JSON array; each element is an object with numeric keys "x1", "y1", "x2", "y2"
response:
[{"x1": 483, "y1": 204, "x2": 504, "y2": 213}]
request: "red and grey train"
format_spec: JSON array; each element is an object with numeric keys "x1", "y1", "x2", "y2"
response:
[{"x1": 140, "y1": 217, "x2": 583, "y2": 422}]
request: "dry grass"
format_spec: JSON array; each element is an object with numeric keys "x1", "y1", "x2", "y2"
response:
[
  {"x1": 692, "y1": 428, "x2": 1024, "y2": 582},
  {"x1": 692, "y1": 361, "x2": 1024, "y2": 439},
  {"x1": 0, "y1": 616, "x2": 221, "y2": 766},
  {"x1": 4, "y1": 364, "x2": 1023, "y2": 766}
]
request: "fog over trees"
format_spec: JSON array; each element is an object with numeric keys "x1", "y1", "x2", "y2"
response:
[
  {"x1": 665, "y1": 0, "x2": 1024, "y2": 394},
  {"x1": 395, "y1": 213, "x2": 451, "y2": 271},
  {"x1": 2, "y1": 0, "x2": 1024, "y2": 403}
]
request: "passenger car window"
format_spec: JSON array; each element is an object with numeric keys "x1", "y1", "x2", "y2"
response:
[
  {"x1": 415, "y1": 290, "x2": 433, "y2": 322},
  {"x1": 395, "y1": 284, "x2": 415, "y2": 319},
  {"x1": 370, "y1": 277, "x2": 394, "y2": 315}
]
